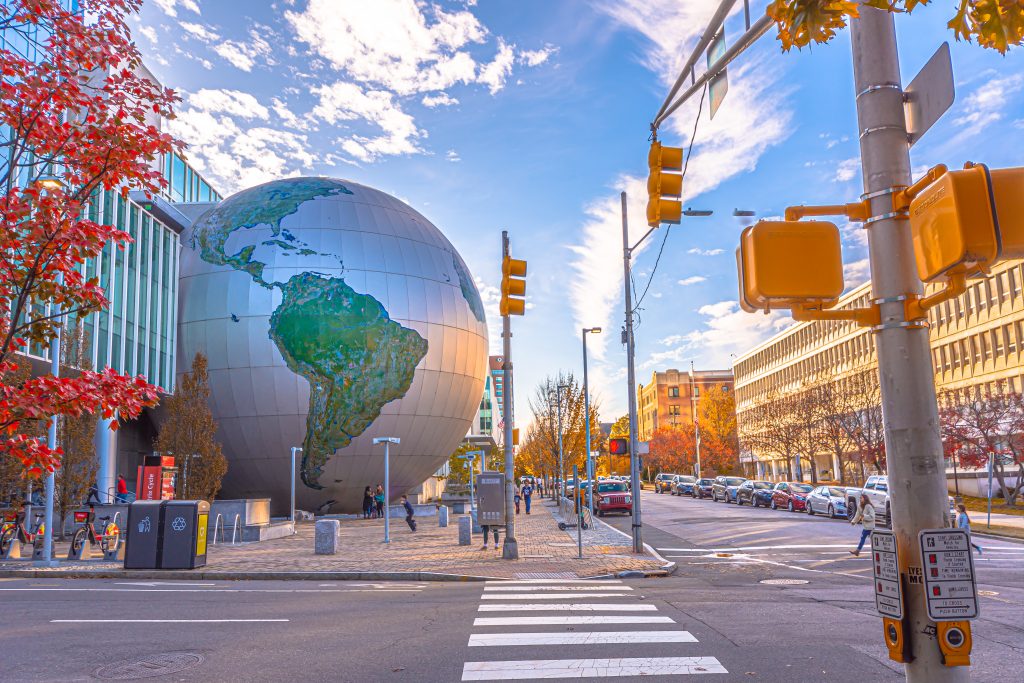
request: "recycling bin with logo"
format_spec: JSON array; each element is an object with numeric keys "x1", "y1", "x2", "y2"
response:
[
  {"x1": 159, "y1": 500, "x2": 210, "y2": 569},
  {"x1": 125, "y1": 500, "x2": 166, "y2": 569}
]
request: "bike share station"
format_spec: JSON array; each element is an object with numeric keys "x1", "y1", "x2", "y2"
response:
[{"x1": 871, "y1": 528, "x2": 979, "y2": 667}]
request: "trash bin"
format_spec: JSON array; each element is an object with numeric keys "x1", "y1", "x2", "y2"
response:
[
  {"x1": 125, "y1": 501, "x2": 165, "y2": 569},
  {"x1": 159, "y1": 500, "x2": 210, "y2": 569}
]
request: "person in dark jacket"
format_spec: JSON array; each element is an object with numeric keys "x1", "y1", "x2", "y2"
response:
[
  {"x1": 401, "y1": 495, "x2": 416, "y2": 531},
  {"x1": 361, "y1": 486, "x2": 374, "y2": 519}
]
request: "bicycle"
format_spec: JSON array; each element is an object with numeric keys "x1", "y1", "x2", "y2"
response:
[
  {"x1": 557, "y1": 506, "x2": 592, "y2": 531},
  {"x1": 0, "y1": 510, "x2": 18, "y2": 556},
  {"x1": 70, "y1": 508, "x2": 121, "y2": 558}
]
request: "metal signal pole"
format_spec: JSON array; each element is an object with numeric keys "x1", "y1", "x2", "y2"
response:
[
  {"x1": 621, "y1": 192, "x2": 643, "y2": 554},
  {"x1": 851, "y1": 8, "x2": 964, "y2": 682},
  {"x1": 501, "y1": 230, "x2": 518, "y2": 560}
]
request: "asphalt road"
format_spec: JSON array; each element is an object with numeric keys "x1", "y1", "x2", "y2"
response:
[{"x1": 0, "y1": 492, "x2": 1020, "y2": 682}]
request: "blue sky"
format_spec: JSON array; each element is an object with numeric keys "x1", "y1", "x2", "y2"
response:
[{"x1": 135, "y1": 0, "x2": 1024, "y2": 425}]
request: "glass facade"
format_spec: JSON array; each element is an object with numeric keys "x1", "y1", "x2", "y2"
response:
[{"x1": 163, "y1": 152, "x2": 221, "y2": 204}]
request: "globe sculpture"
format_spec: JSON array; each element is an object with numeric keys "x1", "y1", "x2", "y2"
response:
[{"x1": 177, "y1": 177, "x2": 488, "y2": 512}]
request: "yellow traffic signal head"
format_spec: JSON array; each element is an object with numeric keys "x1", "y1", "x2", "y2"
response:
[
  {"x1": 737, "y1": 220, "x2": 844, "y2": 311},
  {"x1": 647, "y1": 141, "x2": 685, "y2": 228},
  {"x1": 648, "y1": 141, "x2": 683, "y2": 171},
  {"x1": 500, "y1": 256, "x2": 527, "y2": 316},
  {"x1": 909, "y1": 164, "x2": 999, "y2": 282}
]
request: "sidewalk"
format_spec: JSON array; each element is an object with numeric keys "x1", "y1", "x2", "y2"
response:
[{"x1": 0, "y1": 499, "x2": 669, "y2": 580}]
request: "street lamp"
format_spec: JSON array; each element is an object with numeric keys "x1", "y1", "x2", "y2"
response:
[
  {"x1": 373, "y1": 437, "x2": 400, "y2": 544},
  {"x1": 289, "y1": 447, "x2": 302, "y2": 529},
  {"x1": 582, "y1": 327, "x2": 601, "y2": 519}
]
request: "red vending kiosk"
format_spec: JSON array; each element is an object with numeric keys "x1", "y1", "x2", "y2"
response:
[{"x1": 137, "y1": 455, "x2": 177, "y2": 501}]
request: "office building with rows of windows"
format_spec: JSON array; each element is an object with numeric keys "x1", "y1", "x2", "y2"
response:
[
  {"x1": 636, "y1": 368, "x2": 734, "y2": 443},
  {"x1": 733, "y1": 258, "x2": 1024, "y2": 485}
]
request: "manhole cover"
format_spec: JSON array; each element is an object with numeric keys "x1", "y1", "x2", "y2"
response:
[
  {"x1": 979, "y1": 590, "x2": 999, "y2": 597},
  {"x1": 759, "y1": 578, "x2": 809, "y2": 585},
  {"x1": 94, "y1": 652, "x2": 204, "y2": 680}
]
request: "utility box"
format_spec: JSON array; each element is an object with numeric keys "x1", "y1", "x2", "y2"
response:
[
  {"x1": 159, "y1": 500, "x2": 210, "y2": 569},
  {"x1": 125, "y1": 501, "x2": 165, "y2": 569},
  {"x1": 475, "y1": 471, "x2": 506, "y2": 527}
]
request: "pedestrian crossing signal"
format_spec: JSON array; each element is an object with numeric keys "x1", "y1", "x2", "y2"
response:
[{"x1": 609, "y1": 438, "x2": 629, "y2": 455}]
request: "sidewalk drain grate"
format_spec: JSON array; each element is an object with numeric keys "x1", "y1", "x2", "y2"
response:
[
  {"x1": 759, "y1": 579, "x2": 809, "y2": 585},
  {"x1": 94, "y1": 652, "x2": 204, "y2": 680}
]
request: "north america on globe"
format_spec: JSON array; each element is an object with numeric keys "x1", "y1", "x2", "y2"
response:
[{"x1": 190, "y1": 177, "x2": 437, "y2": 488}]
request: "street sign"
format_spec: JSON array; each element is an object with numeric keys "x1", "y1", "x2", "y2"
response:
[
  {"x1": 919, "y1": 528, "x2": 980, "y2": 621},
  {"x1": 871, "y1": 530, "x2": 903, "y2": 619},
  {"x1": 707, "y1": 31, "x2": 728, "y2": 119},
  {"x1": 904, "y1": 42, "x2": 954, "y2": 146}
]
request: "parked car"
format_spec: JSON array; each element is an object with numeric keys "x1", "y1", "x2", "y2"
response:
[
  {"x1": 806, "y1": 486, "x2": 848, "y2": 517},
  {"x1": 736, "y1": 480, "x2": 774, "y2": 506},
  {"x1": 770, "y1": 481, "x2": 814, "y2": 511},
  {"x1": 654, "y1": 473, "x2": 677, "y2": 494},
  {"x1": 671, "y1": 475, "x2": 697, "y2": 496},
  {"x1": 845, "y1": 475, "x2": 890, "y2": 524},
  {"x1": 711, "y1": 476, "x2": 747, "y2": 502},
  {"x1": 593, "y1": 480, "x2": 632, "y2": 516},
  {"x1": 692, "y1": 478, "x2": 714, "y2": 499}
]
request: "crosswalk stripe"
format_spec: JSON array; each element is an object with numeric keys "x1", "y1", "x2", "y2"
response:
[
  {"x1": 461, "y1": 657, "x2": 728, "y2": 679},
  {"x1": 484, "y1": 580, "x2": 623, "y2": 585},
  {"x1": 481, "y1": 593, "x2": 629, "y2": 600},
  {"x1": 468, "y1": 631, "x2": 697, "y2": 646},
  {"x1": 477, "y1": 603, "x2": 657, "y2": 612},
  {"x1": 483, "y1": 585, "x2": 634, "y2": 592},
  {"x1": 473, "y1": 616, "x2": 674, "y2": 626}
]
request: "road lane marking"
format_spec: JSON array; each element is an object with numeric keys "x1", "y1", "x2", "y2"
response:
[
  {"x1": 478, "y1": 603, "x2": 658, "y2": 612},
  {"x1": 116, "y1": 582, "x2": 216, "y2": 587},
  {"x1": 468, "y1": 631, "x2": 696, "y2": 646},
  {"x1": 473, "y1": 616, "x2": 673, "y2": 626},
  {"x1": 0, "y1": 588, "x2": 418, "y2": 593},
  {"x1": 658, "y1": 544, "x2": 853, "y2": 553},
  {"x1": 484, "y1": 579, "x2": 623, "y2": 585},
  {"x1": 480, "y1": 593, "x2": 630, "y2": 600},
  {"x1": 483, "y1": 585, "x2": 633, "y2": 592},
  {"x1": 461, "y1": 657, "x2": 727, "y2": 679},
  {"x1": 51, "y1": 619, "x2": 289, "y2": 623}
]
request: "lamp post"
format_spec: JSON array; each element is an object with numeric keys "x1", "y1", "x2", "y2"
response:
[
  {"x1": 582, "y1": 327, "x2": 601, "y2": 519},
  {"x1": 373, "y1": 437, "x2": 400, "y2": 544},
  {"x1": 621, "y1": 192, "x2": 712, "y2": 552},
  {"x1": 289, "y1": 447, "x2": 302, "y2": 529}
]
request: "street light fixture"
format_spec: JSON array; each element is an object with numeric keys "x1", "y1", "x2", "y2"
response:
[
  {"x1": 732, "y1": 209, "x2": 757, "y2": 217},
  {"x1": 373, "y1": 437, "x2": 400, "y2": 544},
  {"x1": 682, "y1": 208, "x2": 713, "y2": 217},
  {"x1": 582, "y1": 327, "x2": 601, "y2": 519},
  {"x1": 289, "y1": 447, "x2": 302, "y2": 530}
]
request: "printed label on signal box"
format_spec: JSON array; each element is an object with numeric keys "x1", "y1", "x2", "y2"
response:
[
  {"x1": 871, "y1": 530, "x2": 903, "y2": 619},
  {"x1": 919, "y1": 529, "x2": 979, "y2": 621}
]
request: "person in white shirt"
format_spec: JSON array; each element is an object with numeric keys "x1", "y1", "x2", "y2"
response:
[{"x1": 849, "y1": 494, "x2": 875, "y2": 557}]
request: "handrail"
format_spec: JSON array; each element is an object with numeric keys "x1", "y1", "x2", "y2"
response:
[{"x1": 212, "y1": 513, "x2": 224, "y2": 545}]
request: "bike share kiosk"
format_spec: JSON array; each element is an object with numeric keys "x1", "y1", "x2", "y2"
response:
[
  {"x1": 124, "y1": 500, "x2": 210, "y2": 570},
  {"x1": 136, "y1": 454, "x2": 177, "y2": 501}
]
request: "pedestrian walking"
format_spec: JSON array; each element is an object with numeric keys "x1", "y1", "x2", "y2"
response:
[
  {"x1": 849, "y1": 494, "x2": 875, "y2": 556},
  {"x1": 522, "y1": 481, "x2": 534, "y2": 514},
  {"x1": 514, "y1": 487, "x2": 521, "y2": 515},
  {"x1": 115, "y1": 474, "x2": 129, "y2": 504},
  {"x1": 401, "y1": 495, "x2": 417, "y2": 532},
  {"x1": 362, "y1": 486, "x2": 374, "y2": 520},
  {"x1": 956, "y1": 504, "x2": 983, "y2": 555},
  {"x1": 480, "y1": 524, "x2": 500, "y2": 550},
  {"x1": 374, "y1": 484, "x2": 385, "y2": 518},
  {"x1": 85, "y1": 484, "x2": 102, "y2": 506}
]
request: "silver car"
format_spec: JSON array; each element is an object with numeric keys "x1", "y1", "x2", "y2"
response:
[{"x1": 806, "y1": 486, "x2": 848, "y2": 518}]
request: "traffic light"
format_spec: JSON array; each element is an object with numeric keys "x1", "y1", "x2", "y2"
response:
[
  {"x1": 500, "y1": 255, "x2": 527, "y2": 316},
  {"x1": 609, "y1": 438, "x2": 629, "y2": 455},
  {"x1": 647, "y1": 141, "x2": 683, "y2": 227},
  {"x1": 512, "y1": 428, "x2": 520, "y2": 446},
  {"x1": 737, "y1": 220, "x2": 844, "y2": 312}
]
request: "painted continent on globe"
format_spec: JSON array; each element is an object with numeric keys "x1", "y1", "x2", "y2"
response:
[{"x1": 178, "y1": 177, "x2": 487, "y2": 511}]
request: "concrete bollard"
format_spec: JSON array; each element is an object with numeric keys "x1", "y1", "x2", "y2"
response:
[
  {"x1": 458, "y1": 515, "x2": 471, "y2": 545},
  {"x1": 437, "y1": 505, "x2": 449, "y2": 527},
  {"x1": 471, "y1": 509, "x2": 482, "y2": 534},
  {"x1": 314, "y1": 519, "x2": 341, "y2": 555}
]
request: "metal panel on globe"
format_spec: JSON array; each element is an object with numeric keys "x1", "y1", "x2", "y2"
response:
[{"x1": 178, "y1": 177, "x2": 488, "y2": 513}]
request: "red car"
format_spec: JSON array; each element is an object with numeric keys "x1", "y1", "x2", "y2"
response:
[
  {"x1": 594, "y1": 481, "x2": 632, "y2": 516},
  {"x1": 770, "y1": 482, "x2": 814, "y2": 512}
]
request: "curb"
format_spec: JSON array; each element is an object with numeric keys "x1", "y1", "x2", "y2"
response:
[
  {"x1": 972, "y1": 529, "x2": 1024, "y2": 543},
  {"x1": 0, "y1": 569, "x2": 500, "y2": 582},
  {"x1": 594, "y1": 517, "x2": 677, "y2": 576}
]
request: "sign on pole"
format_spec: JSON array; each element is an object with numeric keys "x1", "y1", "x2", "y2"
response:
[
  {"x1": 707, "y1": 31, "x2": 728, "y2": 119},
  {"x1": 904, "y1": 42, "x2": 954, "y2": 146},
  {"x1": 871, "y1": 530, "x2": 903, "y2": 619},
  {"x1": 919, "y1": 529, "x2": 980, "y2": 621}
]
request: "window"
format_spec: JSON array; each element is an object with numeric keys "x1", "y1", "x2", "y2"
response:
[
  {"x1": 981, "y1": 332, "x2": 991, "y2": 362},
  {"x1": 1008, "y1": 324, "x2": 1018, "y2": 355},
  {"x1": 668, "y1": 405, "x2": 681, "y2": 416},
  {"x1": 668, "y1": 386, "x2": 679, "y2": 398},
  {"x1": 970, "y1": 336, "x2": 981, "y2": 365}
]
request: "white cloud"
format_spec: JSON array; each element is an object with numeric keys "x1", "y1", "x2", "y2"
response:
[
  {"x1": 478, "y1": 39, "x2": 516, "y2": 95},
  {"x1": 271, "y1": 97, "x2": 312, "y2": 131},
  {"x1": 214, "y1": 31, "x2": 273, "y2": 72},
  {"x1": 179, "y1": 21, "x2": 219, "y2": 43},
  {"x1": 843, "y1": 258, "x2": 871, "y2": 290},
  {"x1": 138, "y1": 25, "x2": 158, "y2": 44},
  {"x1": 833, "y1": 157, "x2": 860, "y2": 183},
  {"x1": 422, "y1": 93, "x2": 460, "y2": 107},
  {"x1": 677, "y1": 276, "x2": 706, "y2": 286},
  {"x1": 446, "y1": 149, "x2": 461, "y2": 162},
  {"x1": 954, "y1": 74, "x2": 1024, "y2": 128},
  {"x1": 687, "y1": 247, "x2": 723, "y2": 256},
  {"x1": 313, "y1": 81, "x2": 423, "y2": 162},
  {"x1": 152, "y1": 0, "x2": 200, "y2": 18},
  {"x1": 186, "y1": 89, "x2": 270, "y2": 120},
  {"x1": 519, "y1": 46, "x2": 556, "y2": 67}
]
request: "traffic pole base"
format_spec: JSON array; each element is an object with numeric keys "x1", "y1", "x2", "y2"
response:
[{"x1": 502, "y1": 537, "x2": 519, "y2": 560}]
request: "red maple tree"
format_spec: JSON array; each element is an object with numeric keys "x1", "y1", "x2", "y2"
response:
[{"x1": 1, "y1": 0, "x2": 179, "y2": 476}]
